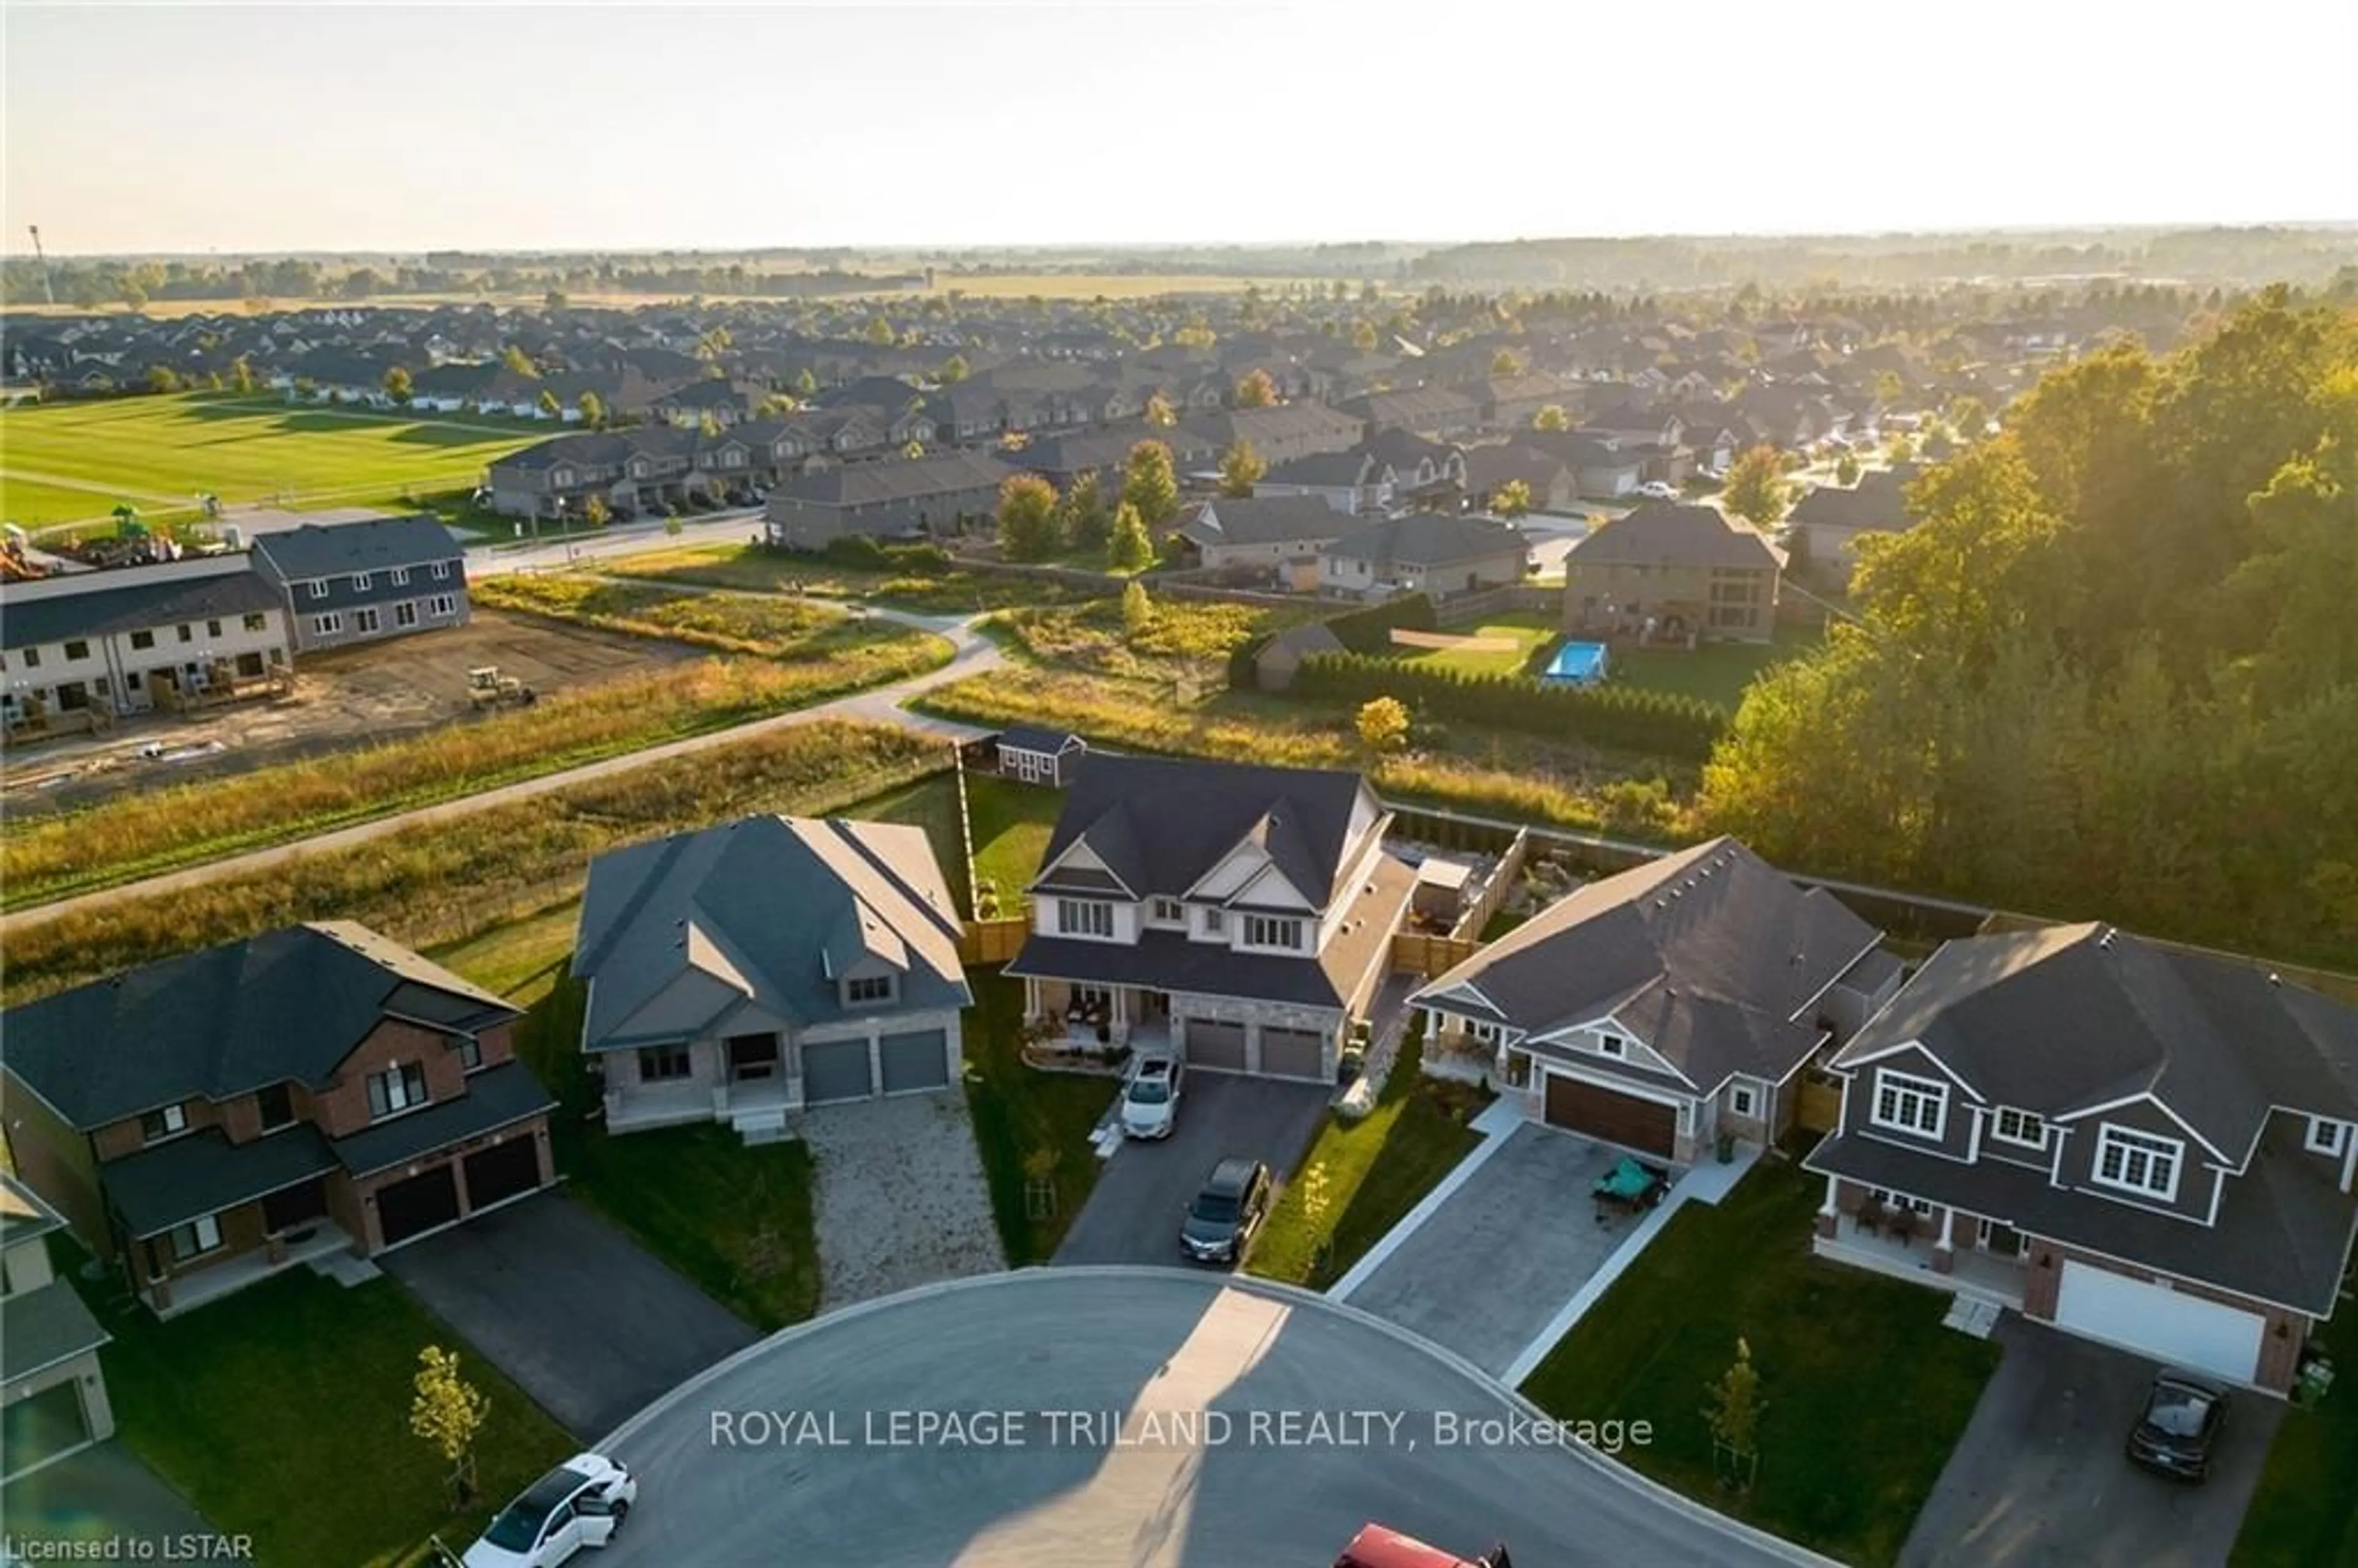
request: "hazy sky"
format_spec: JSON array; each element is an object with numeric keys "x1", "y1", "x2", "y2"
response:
[{"x1": 6, "y1": 0, "x2": 2356, "y2": 257}]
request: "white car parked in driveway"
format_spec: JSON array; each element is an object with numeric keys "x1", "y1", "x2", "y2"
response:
[
  {"x1": 1637, "y1": 480, "x2": 1679, "y2": 500},
  {"x1": 1120, "y1": 1055, "x2": 1184, "y2": 1139},
  {"x1": 464, "y1": 1453, "x2": 637, "y2": 1566}
]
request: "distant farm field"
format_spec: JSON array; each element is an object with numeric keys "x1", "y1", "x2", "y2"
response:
[{"x1": 0, "y1": 393, "x2": 545, "y2": 527}]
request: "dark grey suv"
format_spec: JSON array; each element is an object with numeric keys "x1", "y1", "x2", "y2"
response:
[{"x1": 1181, "y1": 1157, "x2": 1271, "y2": 1265}]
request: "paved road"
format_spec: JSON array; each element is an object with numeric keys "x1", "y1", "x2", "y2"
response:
[
  {"x1": 1342, "y1": 1123, "x2": 1628, "y2": 1375},
  {"x1": 1899, "y1": 1317, "x2": 2279, "y2": 1568},
  {"x1": 587, "y1": 1268, "x2": 1827, "y2": 1568},
  {"x1": 0, "y1": 603, "x2": 998, "y2": 935},
  {"x1": 1053, "y1": 1075, "x2": 1331, "y2": 1267},
  {"x1": 382, "y1": 1192, "x2": 758, "y2": 1442}
]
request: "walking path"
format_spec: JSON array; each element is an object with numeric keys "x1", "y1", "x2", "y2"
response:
[{"x1": 0, "y1": 607, "x2": 998, "y2": 934}]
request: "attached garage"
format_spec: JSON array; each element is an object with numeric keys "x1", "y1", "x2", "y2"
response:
[
  {"x1": 462, "y1": 1138, "x2": 545, "y2": 1211},
  {"x1": 2053, "y1": 1260, "x2": 2266, "y2": 1384},
  {"x1": 1186, "y1": 1019, "x2": 1248, "y2": 1073},
  {"x1": 376, "y1": 1165, "x2": 462, "y2": 1249},
  {"x1": 1, "y1": 1380, "x2": 91, "y2": 1482},
  {"x1": 801, "y1": 1038, "x2": 875, "y2": 1105},
  {"x1": 1260, "y1": 1027, "x2": 1326, "y2": 1081},
  {"x1": 879, "y1": 1030, "x2": 952, "y2": 1094},
  {"x1": 1544, "y1": 1073, "x2": 1678, "y2": 1158}
]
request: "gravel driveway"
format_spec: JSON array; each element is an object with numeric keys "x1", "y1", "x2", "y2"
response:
[{"x1": 803, "y1": 1092, "x2": 1004, "y2": 1311}]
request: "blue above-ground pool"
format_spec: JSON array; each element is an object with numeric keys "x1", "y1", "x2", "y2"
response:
[{"x1": 1544, "y1": 640, "x2": 1610, "y2": 685}]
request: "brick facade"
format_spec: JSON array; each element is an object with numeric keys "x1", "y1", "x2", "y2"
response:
[{"x1": 2021, "y1": 1240, "x2": 2311, "y2": 1393}]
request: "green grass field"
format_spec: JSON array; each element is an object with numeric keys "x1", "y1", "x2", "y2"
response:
[
  {"x1": 1398, "y1": 613, "x2": 1560, "y2": 677},
  {"x1": 0, "y1": 393, "x2": 544, "y2": 527},
  {"x1": 1613, "y1": 626, "x2": 1816, "y2": 710}
]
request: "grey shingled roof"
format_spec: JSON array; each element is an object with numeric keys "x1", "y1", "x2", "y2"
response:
[
  {"x1": 247, "y1": 514, "x2": 462, "y2": 581},
  {"x1": 1181, "y1": 494, "x2": 1352, "y2": 549},
  {"x1": 0, "y1": 1279, "x2": 111, "y2": 1384},
  {"x1": 766, "y1": 450, "x2": 1010, "y2": 508},
  {"x1": 101, "y1": 1125, "x2": 339, "y2": 1238},
  {"x1": 1569, "y1": 502, "x2": 1786, "y2": 570},
  {"x1": 572, "y1": 815, "x2": 970, "y2": 1052},
  {"x1": 332, "y1": 1061, "x2": 553, "y2": 1178},
  {"x1": 1325, "y1": 512, "x2": 1528, "y2": 570},
  {"x1": 1414, "y1": 837, "x2": 1883, "y2": 1093},
  {"x1": 1833, "y1": 924, "x2": 2358, "y2": 1162},
  {"x1": 1, "y1": 923, "x2": 518, "y2": 1128},
  {"x1": 1028, "y1": 754, "x2": 1374, "y2": 911},
  {"x1": 1, "y1": 563, "x2": 284, "y2": 652}
]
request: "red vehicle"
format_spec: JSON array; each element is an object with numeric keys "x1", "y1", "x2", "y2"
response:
[{"x1": 1332, "y1": 1524, "x2": 1513, "y2": 1568}]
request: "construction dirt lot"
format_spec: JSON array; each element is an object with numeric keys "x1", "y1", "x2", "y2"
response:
[{"x1": 1, "y1": 610, "x2": 700, "y2": 815}]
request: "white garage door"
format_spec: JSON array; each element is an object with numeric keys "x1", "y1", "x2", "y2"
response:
[{"x1": 2053, "y1": 1261, "x2": 2265, "y2": 1384}]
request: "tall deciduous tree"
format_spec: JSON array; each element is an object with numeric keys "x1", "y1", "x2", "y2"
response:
[
  {"x1": 1120, "y1": 577, "x2": 1153, "y2": 633},
  {"x1": 1234, "y1": 368, "x2": 1278, "y2": 408},
  {"x1": 1220, "y1": 440, "x2": 1266, "y2": 498},
  {"x1": 1533, "y1": 404, "x2": 1570, "y2": 432},
  {"x1": 1061, "y1": 469, "x2": 1112, "y2": 550},
  {"x1": 995, "y1": 473, "x2": 1062, "y2": 561},
  {"x1": 410, "y1": 1346, "x2": 489, "y2": 1507},
  {"x1": 1721, "y1": 446, "x2": 1790, "y2": 527},
  {"x1": 1122, "y1": 440, "x2": 1180, "y2": 532},
  {"x1": 1144, "y1": 393, "x2": 1177, "y2": 429},
  {"x1": 577, "y1": 391, "x2": 605, "y2": 429},
  {"x1": 1492, "y1": 479, "x2": 1533, "y2": 518},
  {"x1": 382, "y1": 366, "x2": 413, "y2": 403},
  {"x1": 501, "y1": 345, "x2": 539, "y2": 378},
  {"x1": 1490, "y1": 347, "x2": 1522, "y2": 376}
]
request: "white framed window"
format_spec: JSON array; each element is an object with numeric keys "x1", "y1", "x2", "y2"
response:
[
  {"x1": 2092, "y1": 1125, "x2": 2182, "y2": 1202},
  {"x1": 1242, "y1": 914, "x2": 1304, "y2": 952},
  {"x1": 366, "y1": 1062, "x2": 429, "y2": 1120},
  {"x1": 1056, "y1": 899, "x2": 1114, "y2": 939},
  {"x1": 139, "y1": 1103, "x2": 189, "y2": 1143},
  {"x1": 1201, "y1": 907, "x2": 1225, "y2": 936},
  {"x1": 354, "y1": 607, "x2": 381, "y2": 634},
  {"x1": 456, "y1": 1036, "x2": 483, "y2": 1071},
  {"x1": 168, "y1": 1214, "x2": 224, "y2": 1262},
  {"x1": 395, "y1": 602, "x2": 419, "y2": 628},
  {"x1": 638, "y1": 1045, "x2": 691, "y2": 1082},
  {"x1": 1869, "y1": 1187, "x2": 1936, "y2": 1216},
  {"x1": 391, "y1": 567, "x2": 410, "y2": 586},
  {"x1": 1595, "y1": 1031, "x2": 1628, "y2": 1059},
  {"x1": 846, "y1": 974, "x2": 893, "y2": 1005},
  {"x1": 431, "y1": 561, "x2": 452, "y2": 580},
  {"x1": 351, "y1": 573, "x2": 372, "y2": 592},
  {"x1": 1729, "y1": 1084, "x2": 1759, "y2": 1119},
  {"x1": 306, "y1": 580, "x2": 328, "y2": 599},
  {"x1": 243, "y1": 612, "x2": 269, "y2": 631},
  {"x1": 1150, "y1": 897, "x2": 1184, "y2": 925},
  {"x1": 2307, "y1": 1118, "x2": 2351, "y2": 1157},
  {"x1": 1871, "y1": 1069, "x2": 1949, "y2": 1139},
  {"x1": 427, "y1": 594, "x2": 457, "y2": 617},
  {"x1": 1466, "y1": 1018, "x2": 1506, "y2": 1046},
  {"x1": 1993, "y1": 1107, "x2": 2047, "y2": 1147},
  {"x1": 313, "y1": 613, "x2": 343, "y2": 636}
]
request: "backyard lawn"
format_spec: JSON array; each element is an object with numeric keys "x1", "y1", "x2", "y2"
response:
[
  {"x1": 67, "y1": 1260, "x2": 570, "y2": 1568},
  {"x1": 1519, "y1": 1160, "x2": 2000, "y2": 1568},
  {"x1": 1250, "y1": 1029, "x2": 1490, "y2": 1288},
  {"x1": 0, "y1": 392, "x2": 542, "y2": 527},
  {"x1": 2234, "y1": 1318, "x2": 2358, "y2": 1568},
  {"x1": 961, "y1": 969, "x2": 1119, "y2": 1264},
  {"x1": 1398, "y1": 612, "x2": 1560, "y2": 677},
  {"x1": 1611, "y1": 626, "x2": 1816, "y2": 712},
  {"x1": 861, "y1": 772, "x2": 1063, "y2": 916}
]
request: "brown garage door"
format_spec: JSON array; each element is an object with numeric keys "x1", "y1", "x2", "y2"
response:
[
  {"x1": 1260, "y1": 1027, "x2": 1325, "y2": 1081},
  {"x1": 1187, "y1": 1019, "x2": 1247, "y2": 1072},
  {"x1": 1544, "y1": 1074, "x2": 1676, "y2": 1157}
]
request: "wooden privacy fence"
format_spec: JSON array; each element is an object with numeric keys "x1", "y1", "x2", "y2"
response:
[
  {"x1": 1448, "y1": 827, "x2": 1533, "y2": 943},
  {"x1": 1391, "y1": 931, "x2": 1479, "y2": 978},
  {"x1": 960, "y1": 916, "x2": 1031, "y2": 966}
]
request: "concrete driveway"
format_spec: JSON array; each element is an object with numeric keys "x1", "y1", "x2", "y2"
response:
[
  {"x1": 1900, "y1": 1317, "x2": 2281, "y2": 1567},
  {"x1": 383, "y1": 1191, "x2": 757, "y2": 1442},
  {"x1": 1339, "y1": 1123, "x2": 1631, "y2": 1376},
  {"x1": 1053, "y1": 1074, "x2": 1331, "y2": 1267},
  {"x1": 1, "y1": 1445, "x2": 214, "y2": 1553}
]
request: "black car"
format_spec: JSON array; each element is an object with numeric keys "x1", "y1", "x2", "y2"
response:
[
  {"x1": 2127, "y1": 1372, "x2": 2228, "y2": 1481},
  {"x1": 1181, "y1": 1157, "x2": 1271, "y2": 1265}
]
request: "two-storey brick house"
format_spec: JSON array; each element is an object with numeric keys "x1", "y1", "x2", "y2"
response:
[
  {"x1": 1805, "y1": 923, "x2": 2358, "y2": 1391},
  {"x1": 1008, "y1": 755, "x2": 1415, "y2": 1081},
  {"x1": 1562, "y1": 500, "x2": 1787, "y2": 645},
  {"x1": 0, "y1": 923, "x2": 555, "y2": 1316}
]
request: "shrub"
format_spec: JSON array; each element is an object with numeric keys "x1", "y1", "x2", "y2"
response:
[{"x1": 822, "y1": 534, "x2": 890, "y2": 569}]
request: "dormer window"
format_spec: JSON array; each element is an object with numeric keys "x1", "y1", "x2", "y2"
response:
[
  {"x1": 139, "y1": 1103, "x2": 189, "y2": 1143},
  {"x1": 1151, "y1": 897, "x2": 1183, "y2": 924},
  {"x1": 1870, "y1": 1069, "x2": 1948, "y2": 1139},
  {"x1": 1992, "y1": 1108, "x2": 2047, "y2": 1147},
  {"x1": 1056, "y1": 899, "x2": 1114, "y2": 940},
  {"x1": 2092, "y1": 1125, "x2": 2182, "y2": 1202},
  {"x1": 2305, "y1": 1118, "x2": 2351, "y2": 1157},
  {"x1": 846, "y1": 974, "x2": 894, "y2": 1006},
  {"x1": 1242, "y1": 914, "x2": 1304, "y2": 953}
]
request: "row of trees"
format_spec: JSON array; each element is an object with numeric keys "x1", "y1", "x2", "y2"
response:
[
  {"x1": 1702, "y1": 290, "x2": 2358, "y2": 962},
  {"x1": 1293, "y1": 654, "x2": 1730, "y2": 761},
  {"x1": 995, "y1": 440, "x2": 1180, "y2": 570}
]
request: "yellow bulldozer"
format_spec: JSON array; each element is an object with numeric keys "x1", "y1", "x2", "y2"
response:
[{"x1": 466, "y1": 666, "x2": 537, "y2": 709}]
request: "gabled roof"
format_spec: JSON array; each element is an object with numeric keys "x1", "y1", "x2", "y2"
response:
[
  {"x1": 0, "y1": 559, "x2": 286, "y2": 651},
  {"x1": 1, "y1": 923, "x2": 518, "y2": 1128},
  {"x1": 1414, "y1": 838, "x2": 1884, "y2": 1093},
  {"x1": 248, "y1": 514, "x2": 461, "y2": 580},
  {"x1": 1325, "y1": 512, "x2": 1527, "y2": 570},
  {"x1": 1030, "y1": 754, "x2": 1374, "y2": 910},
  {"x1": 767, "y1": 450, "x2": 1010, "y2": 508},
  {"x1": 572, "y1": 815, "x2": 969, "y2": 1051},
  {"x1": 1568, "y1": 502, "x2": 1786, "y2": 570},
  {"x1": 1260, "y1": 448, "x2": 1374, "y2": 487},
  {"x1": 1181, "y1": 493, "x2": 1351, "y2": 549},
  {"x1": 1832, "y1": 924, "x2": 2358, "y2": 1163}
]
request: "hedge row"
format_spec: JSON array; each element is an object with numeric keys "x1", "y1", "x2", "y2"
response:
[
  {"x1": 818, "y1": 535, "x2": 955, "y2": 574},
  {"x1": 1293, "y1": 653, "x2": 1728, "y2": 759}
]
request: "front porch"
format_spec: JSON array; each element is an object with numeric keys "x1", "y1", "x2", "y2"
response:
[
  {"x1": 601, "y1": 1076, "x2": 802, "y2": 1136},
  {"x1": 1813, "y1": 1209, "x2": 2030, "y2": 1310},
  {"x1": 1022, "y1": 977, "x2": 1174, "y2": 1053},
  {"x1": 146, "y1": 1222, "x2": 360, "y2": 1318}
]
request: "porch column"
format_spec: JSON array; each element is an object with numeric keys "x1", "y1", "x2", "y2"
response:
[
  {"x1": 1932, "y1": 1207, "x2": 1956, "y2": 1275},
  {"x1": 1024, "y1": 976, "x2": 1040, "y2": 1019},
  {"x1": 1814, "y1": 1171, "x2": 1840, "y2": 1239}
]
